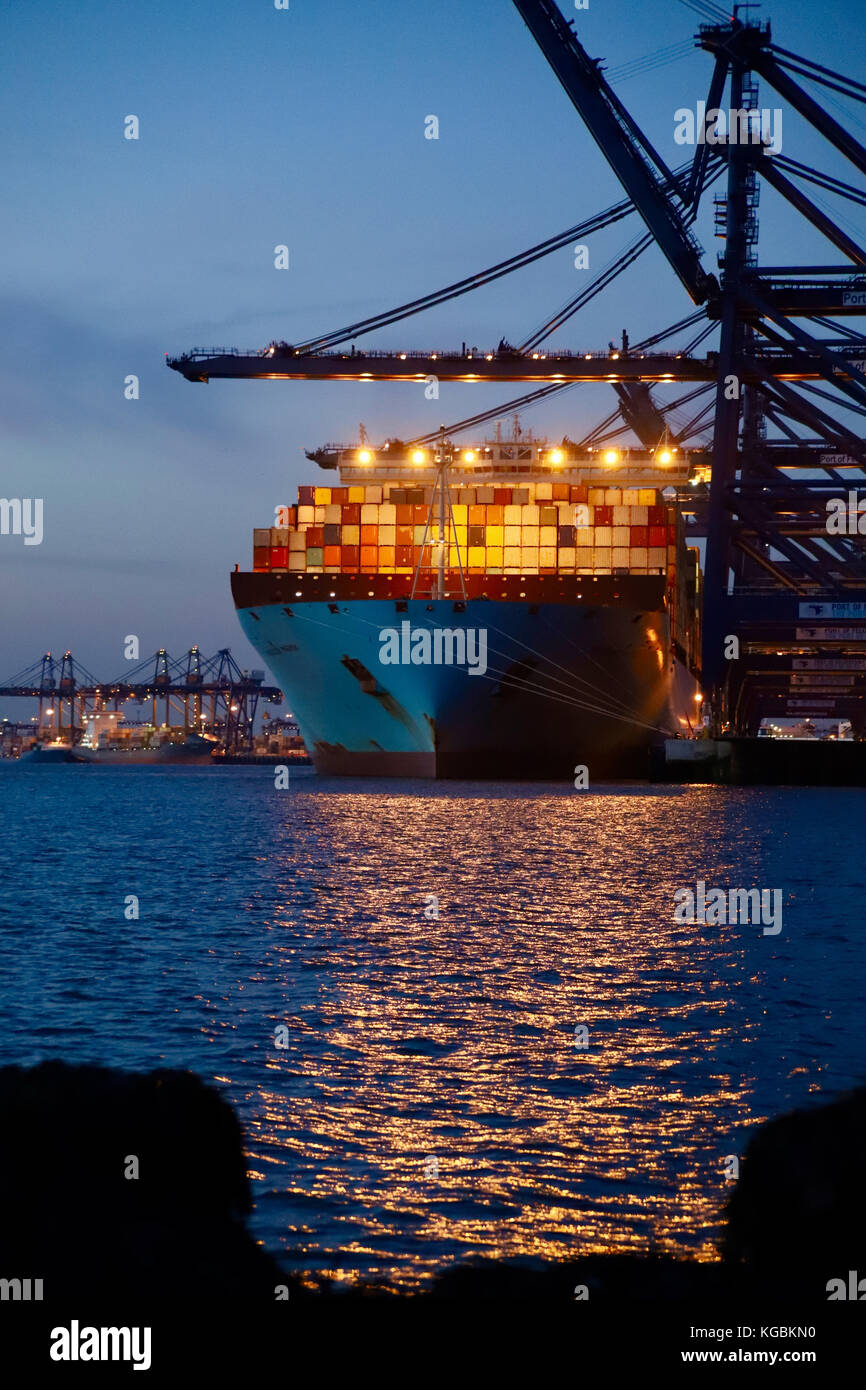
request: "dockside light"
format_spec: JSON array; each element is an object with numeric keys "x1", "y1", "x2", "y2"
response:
[
  {"x1": 412, "y1": 449, "x2": 426, "y2": 465},
  {"x1": 358, "y1": 449, "x2": 373, "y2": 464},
  {"x1": 604, "y1": 449, "x2": 619, "y2": 465}
]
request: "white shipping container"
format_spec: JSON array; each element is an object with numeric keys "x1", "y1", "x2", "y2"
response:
[
  {"x1": 379, "y1": 525, "x2": 396, "y2": 546},
  {"x1": 629, "y1": 506, "x2": 648, "y2": 525},
  {"x1": 575, "y1": 547, "x2": 594, "y2": 566},
  {"x1": 622, "y1": 489, "x2": 639, "y2": 505},
  {"x1": 588, "y1": 488, "x2": 605, "y2": 505},
  {"x1": 288, "y1": 553, "x2": 306, "y2": 571},
  {"x1": 593, "y1": 547, "x2": 611, "y2": 567},
  {"x1": 288, "y1": 531, "x2": 306, "y2": 552},
  {"x1": 314, "y1": 505, "x2": 326, "y2": 523},
  {"x1": 361, "y1": 503, "x2": 379, "y2": 524},
  {"x1": 576, "y1": 527, "x2": 594, "y2": 547},
  {"x1": 270, "y1": 528, "x2": 290, "y2": 546},
  {"x1": 364, "y1": 485, "x2": 383, "y2": 504},
  {"x1": 612, "y1": 506, "x2": 629, "y2": 525},
  {"x1": 503, "y1": 504, "x2": 521, "y2": 525},
  {"x1": 604, "y1": 488, "x2": 622, "y2": 505},
  {"x1": 539, "y1": 526, "x2": 557, "y2": 547},
  {"x1": 558, "y1": 547, "x2": 576, "y2": 567},
  {"x1": 253, "y1": 529, "x2": 270, "y2": 547},
  {"x1": 594, "y1": 526, "x2": 612, "y2": 546},
  {"x1": 535, "y1": 482, "x2": 553, "y2": 501},
  {"x1": 612, "y1": 527, "x2": 629, "y2": 547},
  {"x1": 297, "y1": 505, "x2": 315, "y2": 525},
  {"x1": 648, "y1": 547, "x2": 666, "y2": 568},
  {"x1": 521, "y1": 504, "x2": 540, "y2": 524},
  {"x1": 612, "y1": 547, "x2": 629, "y2": 567},
  {"x1": 379, "y1": 503, "x2": 396, "y2": 524},
  {"x1": 629, "y1": 547, "x2": 648, "y2": 567},
  {"x1": 325, "y1": 505, "x2": 342, "y2": 524}
]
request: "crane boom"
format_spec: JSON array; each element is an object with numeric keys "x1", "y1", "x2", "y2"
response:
[{"x1": 511, "y1": 0, "x2": 717, "y2": 305}]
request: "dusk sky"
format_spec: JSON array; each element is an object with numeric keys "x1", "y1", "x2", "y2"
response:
[{"x1": 2, "y1": 0, "x2": 865, "y2": 702}]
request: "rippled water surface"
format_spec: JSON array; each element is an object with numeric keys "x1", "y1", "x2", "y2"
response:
[{"x1": 1, "y1": 765, "x2": 864, "y2": 1289}]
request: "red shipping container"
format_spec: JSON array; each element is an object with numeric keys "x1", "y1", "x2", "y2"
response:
[
  {"x1": 552, "y1": 483, "x2": 570, "y2": 501},
  {"x1": 270, "y1": 546, "x2": 289, "y2": 568},
  {"x1": 396, "y1": 525, "x2": 413, "y2": 546},
  {"x1": 323, "y1": 545, "x2": 341, "y2": 566},
  {"x1": 298, "y1": 485, "x2": 315, "y2": 506},
  {"x1": 594, "y1": 505, "x2": 613, "y2": 525},
  {"x1": 648, "y1": 526, "x2": 666, "y2": 547},
  {"x1": 412, "y1": 504, "x2": 428, "y2": 524},
  {"x1": 570, "y1": 485, "x2": 588, "y2": 503},
  {"x1": 630, "y1": 525, "x2": 648, "y2": 546},
  {"x1": 253, "y1": 546, "x2": 269, "y2": 570},
  {"x1": 413, "y1": 545, "x2": 433, "y2": 566},
  {"x1": 331, "y1": 487, "x2": 348, "y2": 504},
  {"x1": 360, "y1": 545, "x2": 378, "y2": 567},
  {"x1": 648, "y1": 505, "x2": 665, "y2": 524},
  {"x1": 396, "y1": 504, "x2": 413, "y2": 524},
  {"x1": 395, "y1": 544, "x2": 413, "y2": 566},
  {"x1": 340, "y1": 545, "x2": 359, "y2": 568},
  {"x1": 360, "y1": 524, "x2": 378, "y2": 545},
  {"x1": 342, "y1": 503, "x2": 361, "y2": 524},
  {"x1": 306, "y1": 526, "x2": 324, "y2": 547},
  {"x1": 493, "y1": 488, "x2": 512, "y2": 504}
]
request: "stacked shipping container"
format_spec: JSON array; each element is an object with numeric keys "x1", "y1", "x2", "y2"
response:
[{"x1": 253, "y1": 481, "x2": 687, "y2": 580}]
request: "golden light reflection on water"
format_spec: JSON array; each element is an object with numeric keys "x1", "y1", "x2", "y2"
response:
[{"x1": 226, "y1": 783, "x2": 781, "y2": 1290}]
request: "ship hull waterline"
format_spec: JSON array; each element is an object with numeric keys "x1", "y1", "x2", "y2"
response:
[{"x1": 232, "y1": 576, "x2": 701, "y2": 780}]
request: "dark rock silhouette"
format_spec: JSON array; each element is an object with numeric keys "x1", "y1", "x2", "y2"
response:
[
  {"x1": 722, "y1": 1083, "x2": 866, "y2": 1300},
  {"x1": 0, "y1": 1061, "x2": 295, "y2": 1301},
  {"x1": 1, "y1": 1061, "x2": 862, "y2": 1301}
]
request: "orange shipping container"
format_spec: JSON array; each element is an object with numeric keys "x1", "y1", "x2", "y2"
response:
[
  {"x1": 378, "y1": 545, "x2": 396, "y2": 568},
  {"x1": 360, "y1": 545, "x2": 378, "y2": 567},
  {"x1": 323, "y1": 545, "x2": 341, "y2": 566},
  {"x1": 361, "y1": 524, "x2": 378, "y2": 545},
  {"x1": 341, "y1": 545, "x2": 359, "y2": 568}
]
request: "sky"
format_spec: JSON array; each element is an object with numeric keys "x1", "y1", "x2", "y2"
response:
[{"x1": 1, "y1": 0, "x2": 865, "y2": 707}]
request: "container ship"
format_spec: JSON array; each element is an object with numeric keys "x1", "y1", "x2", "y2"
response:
[{"x1": 231, "y1": 434, "x2": 703, "y2": 778}]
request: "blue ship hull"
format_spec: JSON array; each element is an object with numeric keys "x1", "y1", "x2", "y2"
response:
[{"x1": 233, "y1": 574, "x2": 700, "y2": 778}]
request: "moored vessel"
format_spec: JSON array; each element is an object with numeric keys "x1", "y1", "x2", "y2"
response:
[{"x1": 232, "y1": 433, "x2": 704, "y2": 777}]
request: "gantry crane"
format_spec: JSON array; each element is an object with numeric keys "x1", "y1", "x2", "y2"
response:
[{"x1": 168, "y1": 0, "x2": 866, "y2": 735}]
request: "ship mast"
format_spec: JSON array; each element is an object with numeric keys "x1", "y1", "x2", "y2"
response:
[{"x1": 411, "y1": 429, "x2": 466, "y2": 601}]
